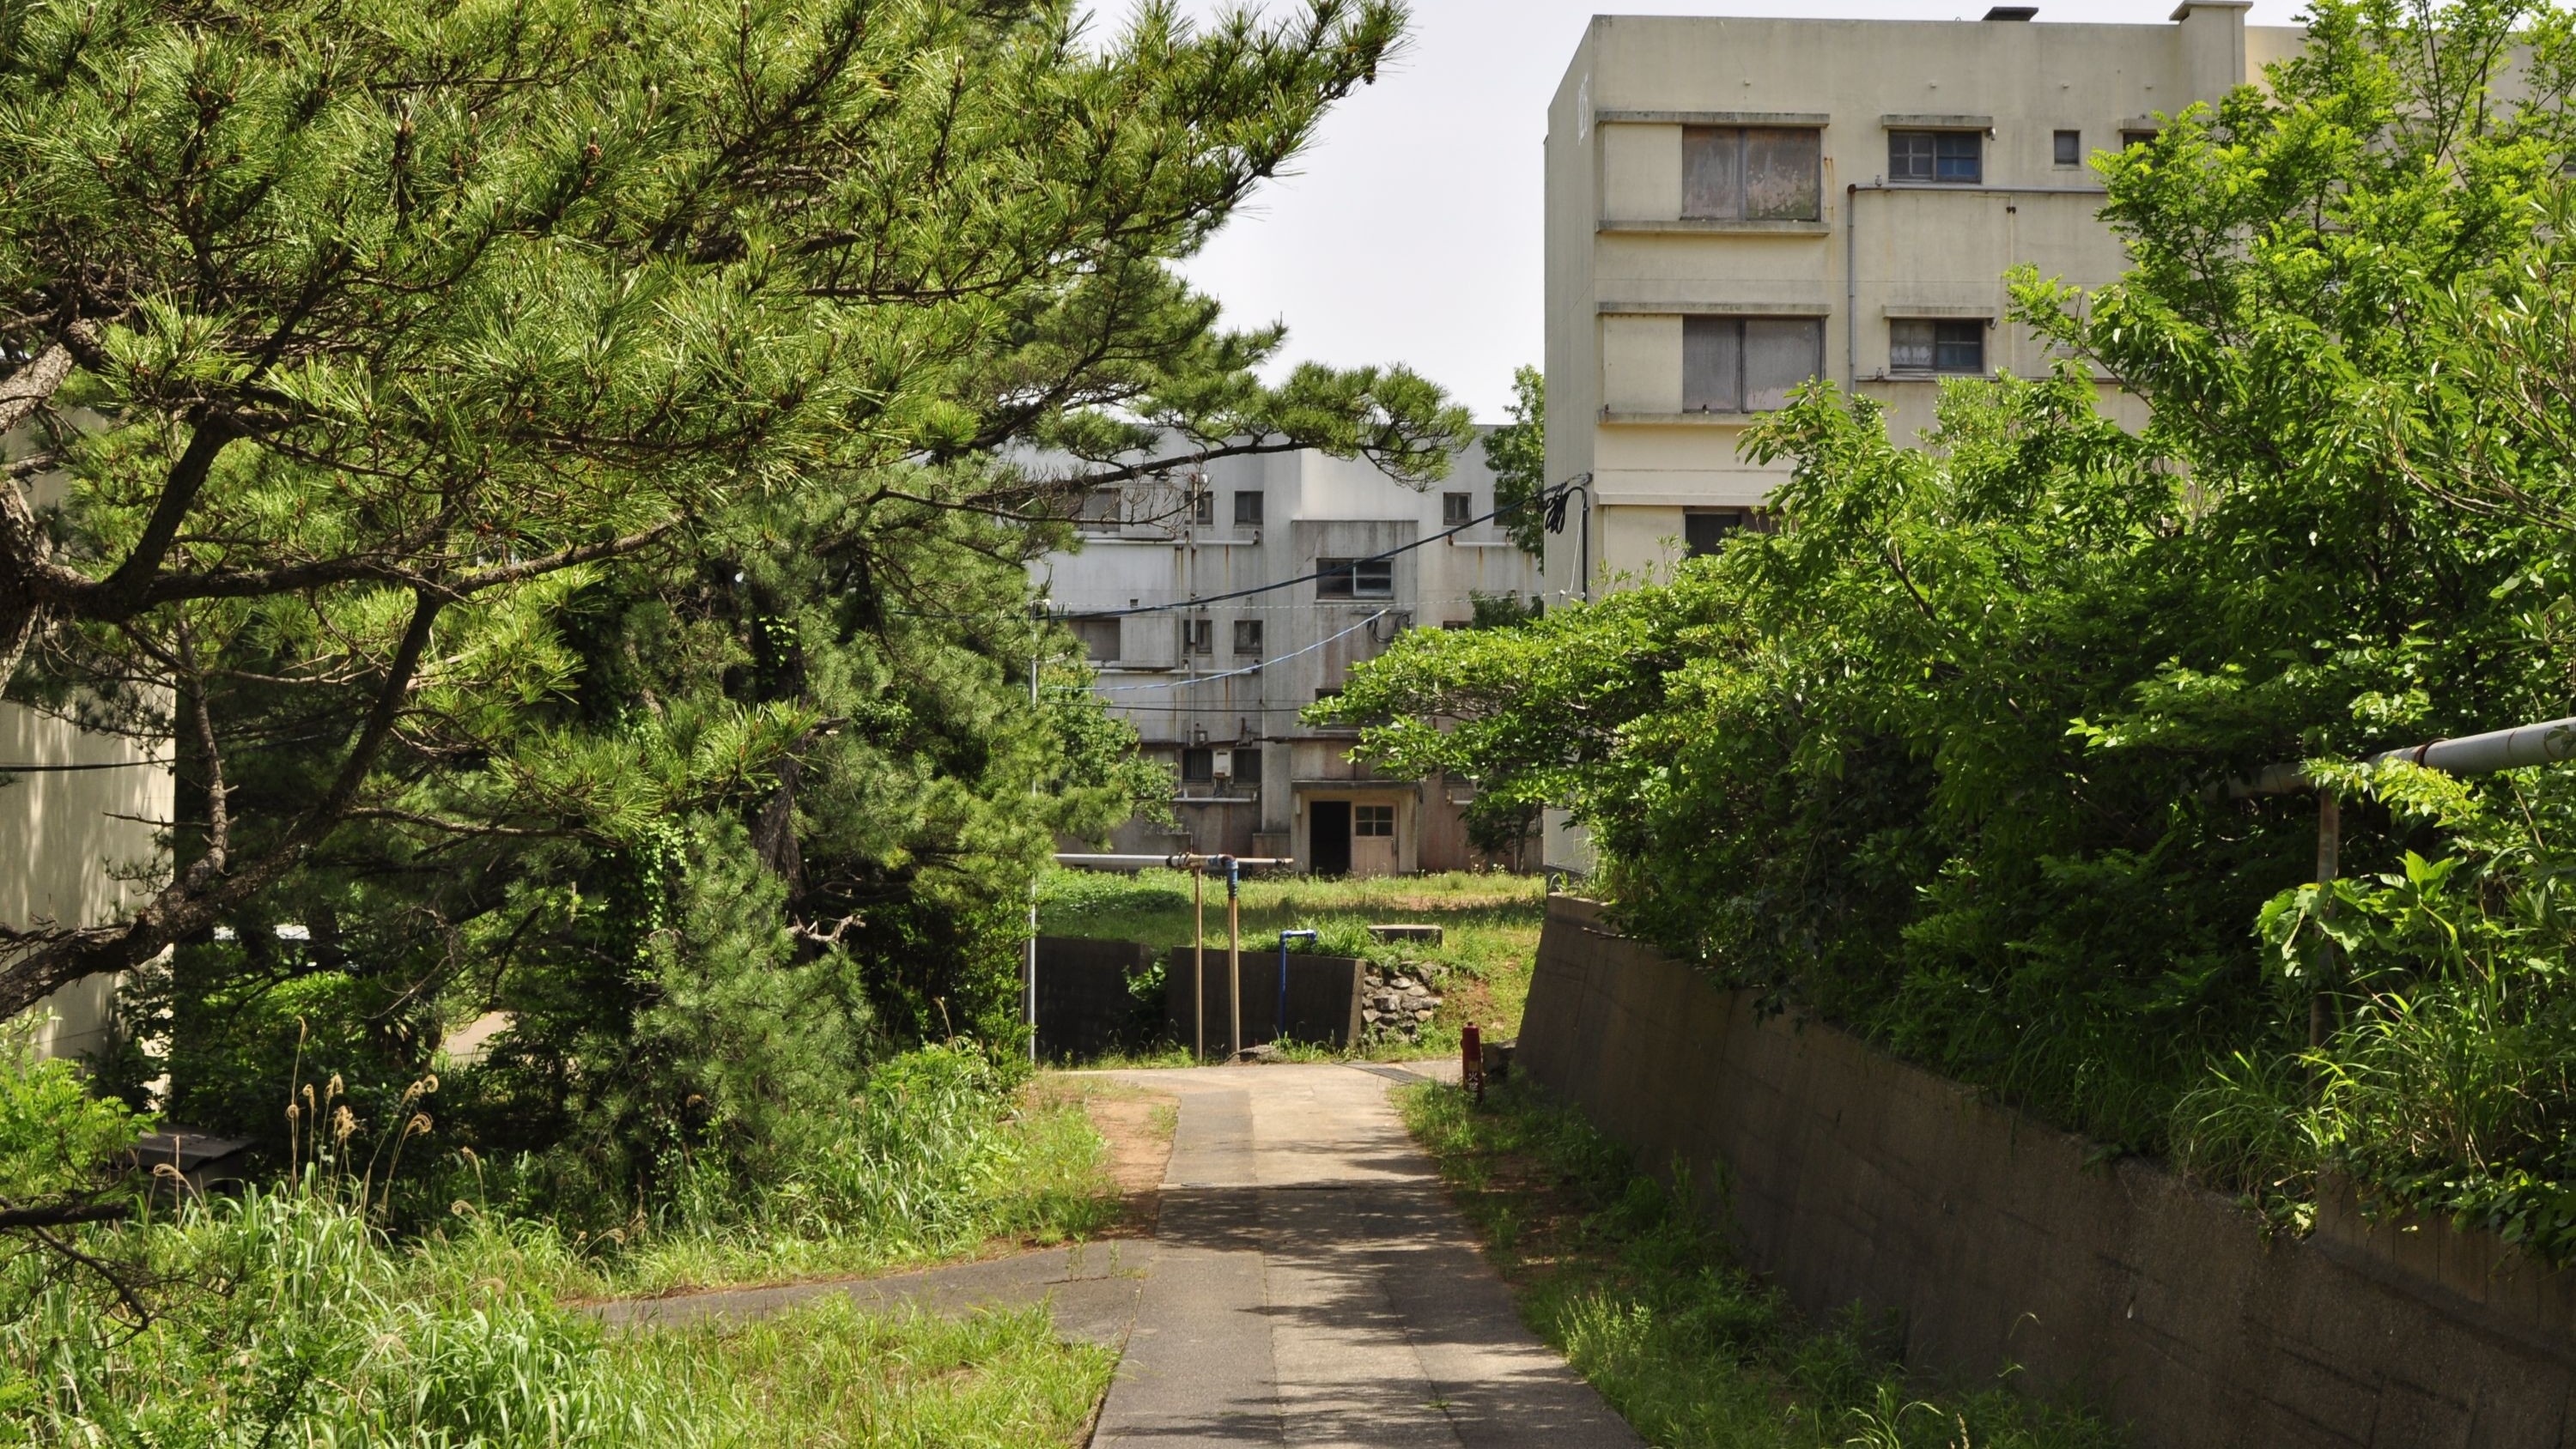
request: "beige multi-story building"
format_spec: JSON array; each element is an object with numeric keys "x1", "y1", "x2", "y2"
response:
[
  {"x1": 1540, "y1": 2, "x2": 2302, "y2": 870},
  {"x1": 1035, "y1": 442, "x2": 1540, "y2": 876},
  {"x1": 3, "y1": 446, "x2": 171, "y2": 1063}
]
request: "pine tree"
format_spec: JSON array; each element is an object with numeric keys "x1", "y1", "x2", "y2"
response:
[{"x1": 0, "y1": 0, "x2": 1468, "y2": 1028}]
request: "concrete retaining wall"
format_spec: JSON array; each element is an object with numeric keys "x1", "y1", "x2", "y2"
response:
[
  {"x1": 1166, "y1": 947, "x2": 1364, "y2": 1055},
  {"x1": 1032, "y1": 937, "x2": 1161, "y2": 1062},
  {"x1": 1519, "y1": 895, "x2": 2576, "y2": 1448}
]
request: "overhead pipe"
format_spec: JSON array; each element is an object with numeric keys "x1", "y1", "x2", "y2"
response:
[
  {"x1": 2228, "y1": 716, "x2": 2576, "y2": 797},
  {"x1": 2227, "y1": 712, "x2": 2576, "y2": 1046}
]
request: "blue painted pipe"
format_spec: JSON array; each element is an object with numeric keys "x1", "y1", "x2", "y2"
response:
[{"x1": 1278, "y1": 930, "x2": 1318, "y2": 1043}]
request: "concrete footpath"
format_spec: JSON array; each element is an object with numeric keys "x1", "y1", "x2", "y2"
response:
[
  {"x1": 1083, "y1": 1062, "x2": 1638, "y2": 1448},
  {"x1": 597, "y1": 1061, "x2": 1637, "y2": 1447}
]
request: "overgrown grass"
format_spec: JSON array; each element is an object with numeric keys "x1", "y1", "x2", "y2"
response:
[
  {"x1": 1, "y1": 1186, "x2": 1111, "y2": 1446},
  {"x1": 419, "y1": 1045, "x2": 1127, "y2": 1300},
  {"x1": 1398, "y1": 1077, "x2": 2123, "y2": 1449},
  {"x1": 1038, "y1": 866, "x2": 1545, "y2": 1052},
  {"x1": 0, "y1": 1043, "x2": 1126, "y2": 1443}
]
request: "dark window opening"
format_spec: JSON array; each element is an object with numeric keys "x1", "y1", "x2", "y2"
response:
[
  {"x1": 1181, "y1": 747, "x2": 1213, "y2": 783},
  {"x1": 1075, "y1": 488, "x2": 1121, "y2": 525},
  {"x1": 2053, "y1": 130, "x2": 2082, "y2": 167},
  {"x1": 1683, "y1": 316, "x2": 1824, "y2": 414},
  {"x1": 1354, "y1": 803, "x2": 1395, "y2": 838},
  {"x1": 1235, "y1": 748, "x2": 1263, "y2": 785},
  {"x1": 2121, "y1": 129, "x2": 2159, "y2": 149},
  {"x1": 1233, "y1": 619, "x2": 1264, "y2": 655},
  {"x1": 1889, "y1": 130, "x2": 1982, "y2": 184},
  {"x1": 1066, "y1": 615, "x2": 1121, "y2": 660},
  {"x1": 1315, "y1": 557, "x2": 1394, "y2": 598},
  {"x1": 1188, "y1": 491, "x2": 1213, "y2": 524},
  {"x1": 1181, "y1": 617, "x2": 1212, "y2": 655},
  {"x1": 1443, "y1": 492, "x2": 1473, "y2": 526},
  {"x1": 1233, "y1": 490, "x2": 1264, "y2": 525},
  {"x1": 1683, "y1": 126, "x2": 1823, "y2": 221},
  {"x1": 1684, "y1": 508, "x2": 1775, "y2": 558},
  {"x1": 1890, "y1": 318, "x2": 1987, "y2": 374}
]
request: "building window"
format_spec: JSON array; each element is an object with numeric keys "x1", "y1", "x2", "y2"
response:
[
  {"x1": 2053, "y1": 130, "x2": 2082, "y2": 167},
  {"x1": 1889, "y1": 130, "x2": 1982, "y2": 184},
  {"x1": 1235, "y1": 747, "x2": 1263, "y2": 785},
  {"x1": 1315, "y1": 557, "x2": 1394, "y2": 598},
  {"x1": 1683, "y1": 316, "x2": 1824, "y2": 414},
  {"x1": 1353, "y1": 803, "x2": 1394, "y2": 838},
  {"x1": 1233, "y1": 619, "x2": 1264, "y2": 655},
  {"x1": 1684, "y1": 508, "x2": 1772, "y2": 558},
  {"x1": 1189, "y1": 490, "x2": 1213, "y2": 524},
  {"x1": 1181, "y1": 617, "x2": 1213, "y2": 655},
  {"x1": 1181, "y1": 747, "x2": 1213, "y2": 783},
  {"x1": 1890, "y1": 318, "x2": 1986, "y2": 374},
  {"x1": 2121, "y1": 129, "x2": 2159, "y2": 149},
  {"x1": 1066, "y1": 615, "x2": 1121, "y2": 660},
  {"x1": 1075, "y1": 488, "x2": 1121, "y2": 526},
  {"x1": 1234, "y1": 490, "x2": 1263, "y2": 525},
  {"x1": 1443, "y1": 492, "x2": 1473, "y2": 525},
  {"x1": 1683, "y1": 126, "x2": 1823, "y2": 221}
]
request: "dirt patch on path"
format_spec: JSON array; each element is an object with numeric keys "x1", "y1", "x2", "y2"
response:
[{"x1": 1029, "y1": 1076, "x2": 1176, "y2": 1237}]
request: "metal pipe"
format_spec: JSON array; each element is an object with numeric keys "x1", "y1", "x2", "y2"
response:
[
  {"x1": 1193, "y1": 865, "x2": 1206, "y2": 1064},
  {"x1": 2231, "y1": 715, "x2": 2576, "y2": 797},
  {"x1": 1224, "y1": 856, "x2": 1242, "y2": 1060},
  {"x1": 1846, "y1": 182, "x2": 1864, "y2": 391},
  {"x1": 1051, "y1": 852, "x2": 1292, "y2": 867},
  {"x1": 1026, "y1": 652, "x2": 1041, "y2": 1064},
  {"x1": 1278, "y1": 930, "x2": 1318, "y2": 1046}
]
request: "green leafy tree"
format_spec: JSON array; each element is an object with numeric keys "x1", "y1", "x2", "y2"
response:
[
  {"x1": 0, "y1": 0, "x2": 1467, "y2": 1039},
  {"x1": 1482, "y1": 365, "x2": 1546, "y2": 560},
  {"x1": 1323, "y1": 0, "x2": 2576, "y2": 1250}
]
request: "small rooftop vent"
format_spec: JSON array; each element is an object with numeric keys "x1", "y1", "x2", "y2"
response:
[{"x1": 1984, "y1": 5, "x2": 2038, "y2": 17}]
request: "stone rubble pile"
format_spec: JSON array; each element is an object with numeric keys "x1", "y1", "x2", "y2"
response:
[{"x1": 1360, "y1": 962, "x2": 1443, "y2": 1041}]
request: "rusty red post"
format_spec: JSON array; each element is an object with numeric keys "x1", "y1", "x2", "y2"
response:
[{"x1": 1461, "y1": 1022, "x2": 1483, "y2": 1103}]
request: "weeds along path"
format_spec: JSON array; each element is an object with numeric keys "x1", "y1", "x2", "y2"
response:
[{"x1": 590, "y1": 1063, "x2": 1635, "y2": 1447}]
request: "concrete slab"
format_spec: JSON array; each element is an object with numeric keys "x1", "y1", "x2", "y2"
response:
[{"x1": 1088, "y1": 1064, "x2": 1639, "y2": 1449}]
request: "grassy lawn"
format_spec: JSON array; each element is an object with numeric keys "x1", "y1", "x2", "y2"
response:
[
  {"x1": 1397, "y1": 1076, "x2": 2123, "y2": 1449},
  {"x1": 1038, "y1": 866, "x2": 1546, "y2": 1054}
]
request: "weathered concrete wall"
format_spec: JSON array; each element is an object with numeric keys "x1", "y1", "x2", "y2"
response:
[
  {"x1": 1033, "y1": 937, "x2": 1162, "y2": 1063},
  {"x1": 1166, "y1": 947, "x2": 1364, "y2": 1056},
  {"x1": 1519, "y1": 894, "x2": 2576, "y2": 1449}
]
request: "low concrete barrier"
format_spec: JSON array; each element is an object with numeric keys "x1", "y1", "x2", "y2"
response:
[
  {"x1": 1166, "y1": 946, "x2": 1364, "y2": 1054},
  {"x1": 1034, "y1": 937, "x2": 1367, "y2": 1060},
  {"x1": 1033, "y1": 937, "x2": 1161, "y2": 1061},
  {"x1": 1518, "y1": 894, "x2": 2576, "y2": 1449}
]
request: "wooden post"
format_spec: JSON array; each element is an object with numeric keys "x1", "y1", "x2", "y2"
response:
[{"x1": 2312, "y1": 790, "x2": 2341, "y2": 1049}]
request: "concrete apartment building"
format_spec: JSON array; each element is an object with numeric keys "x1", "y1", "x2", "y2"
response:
[
  {"x1": 3, "y1": 449, "x2": 172, "y2": 1062},
  {"x1": 1035, "y1": 443, "x2": 1540, "y2": 876},
  {"x1": 1539, "y1": 1, "x2": 2302, "y2": 869}
]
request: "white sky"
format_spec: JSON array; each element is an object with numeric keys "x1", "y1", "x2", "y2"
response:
[{"x1": 1105, "y1": 1, "x2": 2312, "y2": 420}]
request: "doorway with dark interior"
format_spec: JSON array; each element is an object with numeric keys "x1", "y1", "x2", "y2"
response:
[{"x1": 1309, "y1": 799, "x2": 1352, "y2": 876}]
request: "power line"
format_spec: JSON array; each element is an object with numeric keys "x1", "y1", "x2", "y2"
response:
[
  {"x1": 1093, "y1": 611, "x2": 1388, "y2": 693},
  {"x1": 1064, "y1": 484, "x2": 1565, "y2": 621}
]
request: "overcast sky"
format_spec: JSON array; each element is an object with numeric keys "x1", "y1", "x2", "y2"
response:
[{"x1": 1105, "y1": 0, "x2": 2312, "y2": 420}]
